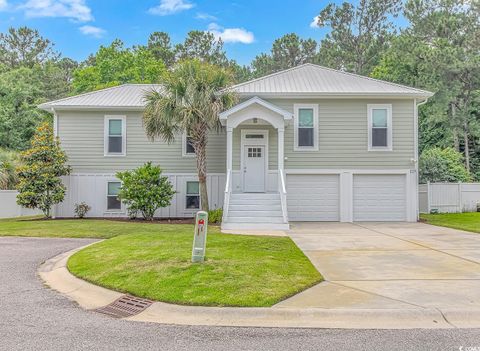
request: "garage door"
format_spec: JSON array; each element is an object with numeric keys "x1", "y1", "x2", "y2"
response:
[
  {"x1": 353, "y1": 174, "x2": 406, "y2": 221},
  {"x1": 287, "y1": 174, "x2": 340, "y2": 221}
]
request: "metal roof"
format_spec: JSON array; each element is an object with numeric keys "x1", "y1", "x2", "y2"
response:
[
  {"x1": 228, "y1": 63, "x2": 433, "y2": 98},
  {"x1": 39, "y1": 84, "x2": 163, "y2": 111},
  {"x1": 39, "y1": 64, "x2": 433, "y2": 111}
]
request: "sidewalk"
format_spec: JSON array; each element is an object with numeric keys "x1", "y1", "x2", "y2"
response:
[{"x1": 39, "y1": 244, "x2": 480, "y2": 329}]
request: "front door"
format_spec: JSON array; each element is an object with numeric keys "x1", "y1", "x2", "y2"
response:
[{"x1": 243, "y1": 145, "x2": 265, "y2": 192}]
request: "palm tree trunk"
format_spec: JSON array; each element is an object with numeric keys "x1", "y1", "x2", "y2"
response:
[{"x1": 194, "y1": 129, "x2": 209, "y2": 212}]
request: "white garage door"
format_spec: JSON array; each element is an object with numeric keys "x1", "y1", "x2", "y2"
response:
[
  {"x1": 287, "y1": 174, "x2": 340, "y2": 221},
  {"x1": 353, "y1": 174, "x2": 406, "y2": 221}
]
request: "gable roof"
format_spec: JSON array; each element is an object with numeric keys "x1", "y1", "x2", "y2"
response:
[
  {"x1": 39, "y1": 84, "x2": 163, "y2": 111},
  {"x1": 219, "y1": 96, "x2": 292, "y2": 120},
  {"x1": 227, "y1": 63, "x2": 433, "y2": 98}
]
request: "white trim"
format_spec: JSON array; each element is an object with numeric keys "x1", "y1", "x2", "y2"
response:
[
  {"x1": 219, "y1": 96, "x2": 292, "y2": 121},
  {"x1": 367, "y1": 104, "x2": 392, "y2": 152},
  {"x1": 105, "y1": 180, "x2": 124, "y2": 213},
  {"x1": 293, "y1": 104, "x2": 319, "y2": 151},
  {"x1": 184, "y1": 179, "x2": 201, "y2": 211},
  {"x1": 240, "y1": 129, "x2": 268, "y2": 193},
  {"x1": 104, "y1": 115, "x2": 126, "y2": 157},
  {"x1": 285, "y1": 169, "x2": 410, "y2": 175},
  {"x1": 181, "y1": 132, "x2": 196, "y2": 158}
]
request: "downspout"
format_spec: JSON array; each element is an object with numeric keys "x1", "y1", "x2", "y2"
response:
[
  {"x1": 414, "y1": 97, "x2": 430, "y2": 220},
  {"x1": 51, "y1": 107, "x2": 58, "y2": 219}
]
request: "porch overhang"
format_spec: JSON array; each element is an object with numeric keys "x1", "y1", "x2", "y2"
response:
[{"x1": 219, "y1": 96, "x2": 292, "y2": 129}]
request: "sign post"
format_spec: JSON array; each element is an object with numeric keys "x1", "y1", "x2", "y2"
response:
[{"x1": 192, "y1": 211, "x2": 208, "y2": 263}]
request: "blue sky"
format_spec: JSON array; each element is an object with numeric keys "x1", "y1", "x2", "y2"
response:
[{"x1": 0, "y1": 0, "x2": 404, "y2": 65}]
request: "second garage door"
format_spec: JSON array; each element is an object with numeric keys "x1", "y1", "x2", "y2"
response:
[
  {"x1": 287, "y1": 174, "x2": 340, "y2": 221},
  {"x1": 353, "y1": 174, "x2": 407, "y2": 221}
]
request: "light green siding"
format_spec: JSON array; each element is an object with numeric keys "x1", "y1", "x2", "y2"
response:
[
  {"x1": 266, "y1": 98, "x2": 415, "y2": 169},
  {"x1": 58, "y1": 98, "x2": 415, "y2": 173},
  {"x1": 57, "y1": 111, "x2": 226, "y2": 173},
  {"x1": 232, "y1": 124, "x2": 278, "y2": 170}
]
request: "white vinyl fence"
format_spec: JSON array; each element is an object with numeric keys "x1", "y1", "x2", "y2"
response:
[
  {"x1": 0, "y1": 191, "x2": 42, "y2": 218},
  {"x1": 419, "y1": 182, "x2": 480, "y2": 213}
]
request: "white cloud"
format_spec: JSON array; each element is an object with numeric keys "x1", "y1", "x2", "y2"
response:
[
  {"x1": 207, "y1": 23, "x2": 254, "y2": 44},
  {"x1": 310, "y1": 15, "x2": 320, "y2": 28},
  {"x1": 148, "y1": 0, "x2": 194, "y2": 16},
  {"x1": 0, "y1": 0, "x2": 8, "y2": 10},
  {"x1": 79, "y1": 25, "x2": 105, "y2": 38},
  {"x1": 21, "y1": 0, "x2": 93, "y2": 22},
  {"x1": 195, "y1": 12, "x2": 217, "y2": 21}
]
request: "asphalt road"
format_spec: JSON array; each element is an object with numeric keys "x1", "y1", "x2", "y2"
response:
[{"x1": 0, "y1": 236, "x2": 479, "y2": 351}]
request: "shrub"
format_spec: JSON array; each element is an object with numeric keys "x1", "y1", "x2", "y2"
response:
[
  {"x1": 116, "y1": 162, "x2": 175, "y2": 221},
  {"x1": 0, "y1": 148, "x2": 21, "y2": 190},
  {"x1": 208, "y1": 208, "x2": 223, "y2": 224},
  {"x1": 74, "y1": 202, "x2": 91, "y2": 218},
  {"x1": 419, "y1": 147, "x2": 471, "y2": 183},
  {"x1": 16, "y1": 123, "x2": 71, "y2": 218}
]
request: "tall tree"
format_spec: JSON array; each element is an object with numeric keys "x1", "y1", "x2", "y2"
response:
[
  {"x1": 143, "y1": 60, "x2": 237, "y2": 211},
  {"x1": 174, "y1": 31, "x2": 229, "y2": 66},
  {"x1": 252, "y1": 33, "x2": 318, "y2": 77},
  {"x1": 147, "y1": 31, "x2": 176, "y2": 67},
  {"x1": 372, "y1": 0, "x2": 480, "y2": 175},
  {"x1": 313, "y1": 0, "x2": 402, "y2": 75},
  {"x1": 0, "y1": 27, "x2": 60, "y2": 68},
  {"x1": 72, "y1": 40, "x2": 166, "y2": 93}
]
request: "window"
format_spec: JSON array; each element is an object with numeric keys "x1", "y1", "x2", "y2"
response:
[
  {"x1": 182, "y1": 132, "x2": 195, "y2": 157},
  {"x1": 368, "y1": 104, "x2": 392, "y2": 151},
  {"x1": 104, "y1": 116, "x2": 126, "y2": 156},
  {"x1": 186, "y1": 181, "x2": 200, "y2": 209},
  {"x1": 107, "y1": 182, "x2": 121, "y2": 210},
  {"x1": 294, "y1": 104, "x2": 318, "y2": 151},
  {"x1": 245, "y1": 134, "x2": 264, "y2": 139},
  {"x1": 247, "y1": 147, "x2": 262, "y2": 158}
]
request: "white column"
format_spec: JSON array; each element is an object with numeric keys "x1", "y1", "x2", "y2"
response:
[
  {"x1": 278, "y1": 128, "x2": 284, "y2": 171},
  {"x1": 340, "y1": 171, "x2": 353, "y2": 222},
  {"x1": 226, "y1": 127, "x2": 233, "y2": 171}
]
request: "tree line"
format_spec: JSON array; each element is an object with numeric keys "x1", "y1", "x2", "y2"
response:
[{"x1": 0, "y1": 0, "x2": 478, "y2": 181}]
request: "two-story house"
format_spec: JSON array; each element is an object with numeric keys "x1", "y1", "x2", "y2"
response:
[{"x1": 39, "y1": 64, "x2": 433, "y2": 231}]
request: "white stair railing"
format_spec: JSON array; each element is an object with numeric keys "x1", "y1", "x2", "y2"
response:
[
  {"x1": 222, "y1": 169, "x2": 232, "y2": 222},
  {"x1": 278, "y1": 170, "x2": 288, "y2": 223}
]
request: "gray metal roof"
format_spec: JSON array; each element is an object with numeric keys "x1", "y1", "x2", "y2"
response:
[
  {"x1": 39, "y1": 84, "x2": 163, "y2": 110},
  {"x1": 228, "y1": 63, "x2": 433, "y2": 98}
]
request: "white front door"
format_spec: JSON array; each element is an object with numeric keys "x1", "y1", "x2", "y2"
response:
[{"x1": 243, "y1": 145, "x2": 265, "y2": 192}]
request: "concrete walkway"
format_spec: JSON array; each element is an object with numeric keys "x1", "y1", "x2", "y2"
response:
[
  {"x1": 279, "y1": 222, "x2": 480, "y2": 319},
  {"x1": 38, "y1": 222, "x2": 480, "y2": 329}
]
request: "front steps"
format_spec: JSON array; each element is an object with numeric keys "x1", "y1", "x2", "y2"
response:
[{"x1": 221, "y1": 193, "x2": 290, "y2": 231}]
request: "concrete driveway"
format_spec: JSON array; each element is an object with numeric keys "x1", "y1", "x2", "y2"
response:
[{"x1": 277, "y1": 222, "x2": 480, "y2": 311}]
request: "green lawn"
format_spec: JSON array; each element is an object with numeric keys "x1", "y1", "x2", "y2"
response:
[
  {"x1": 0, "y1": 217, "x2": 188, "y2": 239},
  {"x1": 420, "y1": 212, "x2": 480, "y2": 233},
  {"x1": 0, "y1": 216, "x2": 322, "y2": 307},
  {"x1": 68, "y1": 229, "x2": 322, "y2": 307}
]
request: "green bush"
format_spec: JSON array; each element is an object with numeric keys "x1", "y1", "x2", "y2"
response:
[
  {"x1": 74, "y1": 202, "x2": 91, "y2": 218},
  {"x1": 419, "y1": 147, "x2": 471, "y2": 183},
  {"x1": 208, "y1": 208, "x2": 223, "y2": 224},
  {"x1": 116, "y1": 162, "x2": 175, "y2": 221}
]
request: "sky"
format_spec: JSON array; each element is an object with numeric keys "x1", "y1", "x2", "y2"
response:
[{"x1": 0, "y1": 0, "x2": 406, "y2": 66}]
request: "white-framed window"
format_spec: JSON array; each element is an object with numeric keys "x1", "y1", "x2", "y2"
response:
[
  {"x1": 182, "y1": 132, "x2": 195, "y2": 157},
  {"x1": 185, "y1": 181, "x2": 200, "y2": 210},
  {"x1": 294, "y1": 104, "x2": 318, "y2": 151},
  {"x1": 107, "y1": 181, "x2": 122, "y2": 211},
  {"x1": 104, "y1": 115, "x2": 126, "y2": 156},
  {"x1": 368, "y1": 104, "x2": 393, "y2": 151}
]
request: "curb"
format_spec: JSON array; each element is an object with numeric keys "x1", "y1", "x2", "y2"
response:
[{"x1": 39, "y1": 245, "x2": 480, "y2": 329}]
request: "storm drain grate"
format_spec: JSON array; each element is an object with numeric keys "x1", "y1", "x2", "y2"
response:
[{"x1": 94, "y1": 295, "x2": 153, "y2": 318}]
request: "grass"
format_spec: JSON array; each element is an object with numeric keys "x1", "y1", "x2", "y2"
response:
[
  {"x1": 0, "y1": 216, "x2": 322, "y2": 307},
  {"x1": 420, "y1": 212, "x2": 480, "y2": 234},
  {"x1": 67, "y1": 229, "x2": 322, "y2": 307},
  {"x1": 0, "y1": 217, "x2": 191, "y2": 239}
]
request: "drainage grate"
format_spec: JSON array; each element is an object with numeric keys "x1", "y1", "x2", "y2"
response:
[{"x1": 94, "y1": 295, "x2": 153, "y2": 318}]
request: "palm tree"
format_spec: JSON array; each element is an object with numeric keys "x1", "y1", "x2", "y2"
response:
[{"x1": 143, "y1": 60, "x2": 237, "y2": 211}]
